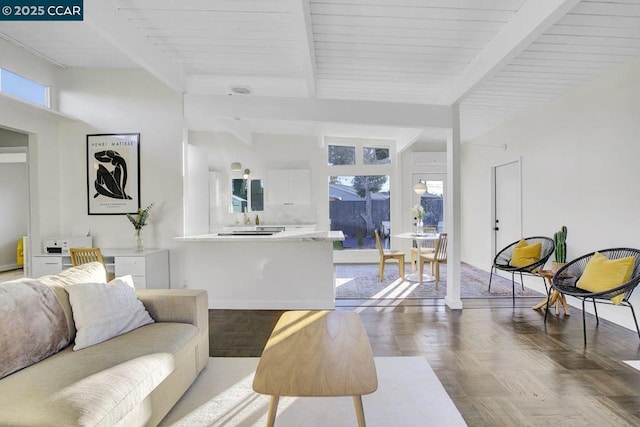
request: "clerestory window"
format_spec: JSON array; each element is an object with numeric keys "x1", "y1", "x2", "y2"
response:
[{"x1": 0, "y1": 68, "x2": 49, "y2": 107}]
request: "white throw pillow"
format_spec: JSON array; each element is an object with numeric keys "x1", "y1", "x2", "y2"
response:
[{"x1": 67, "y1": 275, "x2": 154, "y2": 350}]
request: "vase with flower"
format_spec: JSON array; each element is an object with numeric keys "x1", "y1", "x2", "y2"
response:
[
  {"x1": 410, "y1": 204, "x2": 426, "y2": 234},
  {"x1": 127, "y1": 203, "x2": 154, "y2": 252}
]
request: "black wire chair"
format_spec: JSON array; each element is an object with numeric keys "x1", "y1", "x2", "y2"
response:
[
  {"x1": 489, "y1": 236, "x2": 555, "y2": 303},
  {"x1": 545, "y1": 248, "x2": 640, "y2": 345}
]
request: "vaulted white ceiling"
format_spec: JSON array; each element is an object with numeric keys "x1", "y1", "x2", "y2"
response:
[{"x1": 1, "y1": 0, "x2": 639, "y2": 146}]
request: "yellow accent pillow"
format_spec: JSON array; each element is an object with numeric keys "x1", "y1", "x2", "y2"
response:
[
  {"x1": 577, "y1": 252, "x2": 635, "y2": 305},
  {"x1": 510, "y1": 241, "x2": 542, "y2": 268}
]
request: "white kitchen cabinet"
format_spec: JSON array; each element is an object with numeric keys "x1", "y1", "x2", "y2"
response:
[
  {"x1": 267, "y1": 169, "x2": 310, "y2": 205},
  {"x1": 31, "y1": 249, "x2": 169, "y2": 289}
]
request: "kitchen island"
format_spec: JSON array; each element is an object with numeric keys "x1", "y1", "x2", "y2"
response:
[{"x1": 176, "y1": 229, "x2": 344, "y2": 309}]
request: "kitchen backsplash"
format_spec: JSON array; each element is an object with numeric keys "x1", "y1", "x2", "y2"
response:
[{"x1": 211, "y1": 203, "x2": 317, "y2": 228}]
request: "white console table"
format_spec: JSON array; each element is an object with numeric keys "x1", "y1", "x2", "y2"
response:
[{"x1": 31, "y1": 248, "x2": 169, "y2": 289}]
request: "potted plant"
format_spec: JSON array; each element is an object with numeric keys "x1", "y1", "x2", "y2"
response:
[
  {"x1": 552, "y1": 225, "x2": 567, "y2": 273},
  {"x1": 127, "y1": 203, "x2": 154, "y2": 252},
  {"x1": 410, "y1": 204, "x2": 426, "y2": 234}
]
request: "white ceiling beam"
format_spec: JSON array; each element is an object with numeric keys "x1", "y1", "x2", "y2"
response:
[
  {"x1": 437, "y1": 0, "x2": 582, "y2": 104},
  {"x1": 396, "y1": 129, "x2": 430, "y2": 154},
  {"x1": 187, "y1": 117, "x2": 253, "y2": 146},
  {"x1": 185, "y1": 94, "x2": 452, "y2": 129},
  {"x1": 214, "y1": 119, "x2": 253, "y2": 146},
  {"x1": 84, "y1": 0, "x2": 186, "y2": 92},
  {"x1": 290, "y1": 0, "x2": 318, "y2": 97}
]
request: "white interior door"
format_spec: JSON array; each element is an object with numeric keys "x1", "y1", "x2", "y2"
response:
[{"x1": 493, "y1": 160, "x2": 521, "y2": 254}]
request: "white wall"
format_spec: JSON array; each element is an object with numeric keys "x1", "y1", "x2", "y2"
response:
[
  {"x1": 461, "y1": 57, "x2": 640, "y2": 330},
  {"x1": 1, "y1": 38, "x2": 81, "y2": 272},
  {"x1": 0, "y1": 130, "x2": 29, "y2": 270},
  {"x1": 0, "y1": 38, "x2": 61, "y2": 109},
  {"x1": 185, "y1": 144, "x2": 210, "y2": 235},
  {"x1": 54, "y1": 68, "x2": 185, "y2": 283},
  {"x1": 0, "y1": 95, "x2": 68, "y2": 269},
  {"x1": 189, "y1": 131, "x2": 325, "y2": 228},
  {"x1": 0, "y1": 155, "x2": 28, "y2": 270}
]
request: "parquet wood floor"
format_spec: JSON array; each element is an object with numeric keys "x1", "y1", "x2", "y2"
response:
[
  {"x1": 5, "y1": 268, "x2": 640, "y2": 424},
  {"x1": 210, "y1": 298, "x2": 640, "y2": 426}
]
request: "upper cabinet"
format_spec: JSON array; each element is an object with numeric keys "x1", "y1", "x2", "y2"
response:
[{"x1": 267, "y1": 169, "x2": 310, "y2": 205}]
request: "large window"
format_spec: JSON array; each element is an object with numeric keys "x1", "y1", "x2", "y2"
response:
[
  {"x1": 0, "y1": 69, "x2": 49, "y2": 107},
  {"x1": 330, "y1": 175, "x2": 390, "y2": 249},
  {"x1": 328, "y1": 142, "x2": 392, "y2": 251}
]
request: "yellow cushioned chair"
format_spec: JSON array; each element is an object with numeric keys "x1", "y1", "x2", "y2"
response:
[
  {"x1": 547, "y1": 248, "x2": 640, "y2": 345},
  {"x1": 510, "y1": 240, "x2": 542, "y2": 268},
  {"x1": 489, "y1": 236, "x2": 555, "y2": 304}
]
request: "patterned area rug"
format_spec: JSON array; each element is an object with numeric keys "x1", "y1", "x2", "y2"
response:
[{"x1": 335, "y1": 263, "x2": 543, "y2": 299}]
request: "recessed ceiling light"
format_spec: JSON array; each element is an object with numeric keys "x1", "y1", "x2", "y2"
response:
[{"x1": 229, "y1": 85, "x2": 252, "y2": 95}]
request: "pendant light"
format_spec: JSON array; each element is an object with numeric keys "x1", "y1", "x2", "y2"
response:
[{"x1": 413, "y1": 180, "x2": 427, "y2": 195}]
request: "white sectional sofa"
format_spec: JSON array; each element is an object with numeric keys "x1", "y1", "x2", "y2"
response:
[{"x1": 0, "y1": 262, "x2": 208, "y2": 426}]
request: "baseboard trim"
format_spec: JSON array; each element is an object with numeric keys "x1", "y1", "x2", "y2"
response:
[
  {"x1": 0, "y1": 263, "x2": 20, "y2": 273},
  {"x1": 208, "y1": 299, "x2": 336, "y2": 310}
]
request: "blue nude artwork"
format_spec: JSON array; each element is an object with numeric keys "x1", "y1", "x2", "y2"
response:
[{"x1": 87, "y1": 133, "x2": 140, "y2": 215}]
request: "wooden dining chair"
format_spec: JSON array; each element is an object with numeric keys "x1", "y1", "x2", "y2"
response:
[
  {"x1": 69, "y1": 247, "x2": 106, "y2": 269},
  {"x1": 410, "y1": 226, "x2": 438, "y2": 272},
  {"x1": 375, "y1": 230, "x2": 405, "y2": 281},
  {"x1": 419, "y1": 233, "x2": 447, "y2": 287}
]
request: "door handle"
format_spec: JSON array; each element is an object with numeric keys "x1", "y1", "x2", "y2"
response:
[{"x1": 494, "y1": 227, "x2": 499, "y2": 231}]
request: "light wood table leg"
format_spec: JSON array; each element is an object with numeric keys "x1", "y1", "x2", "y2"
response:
[
  {"x1": 560, "y1": 294, "x2": 570, "y2": 315},
  {"x1": 531, "y1": 271, "x2": 570, "y2": 316},
  {"x1": 353, "y1": 395, "x2": 367, "y2": 427},
  {"x1": 532, "y1": 296, "x2": 550, "y2": 310},
  {"x1": 533, "y1": 291, "x2": 557, "y2": 310},
  {"x1": 266, "y1": 395, "x2": 279, "y2": 427}
]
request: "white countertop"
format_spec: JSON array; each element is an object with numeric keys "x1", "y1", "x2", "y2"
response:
[
  {"x1": 221, "y1": 224, "x2": 317, "y2": 230},
  {"x1": 34, "y1": 248, "x2": 168, "y2": 257},
  {"x1": 176, "y1": 229, "x2": 344, "y2": 242}
]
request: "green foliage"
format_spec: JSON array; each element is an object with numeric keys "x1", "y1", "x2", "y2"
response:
[
  {"x1": 127, "y1": 203, "x2": 154, "y2": 230},
  {"x1": 363, "y1": 147, "x2": 390, "y2": 164},
  {"x1": 328, "y1": 145, "x2": 355, "y2": 165},
  {"x1": 353, "y1": 175, "x2": 387, "y2": 197},
  {"x1": 554, "y1": 225, "x2": 568, "y2": 263}
]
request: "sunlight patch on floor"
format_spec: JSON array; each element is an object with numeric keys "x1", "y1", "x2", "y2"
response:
[
  {"x1": 335, "y1": 277, "x2": 354, "y2": 288},
  {"x1": 353, "y1": 278, "x2": 421, "y2": 313}
]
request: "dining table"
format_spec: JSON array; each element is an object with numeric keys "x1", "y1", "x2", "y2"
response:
[{"x1": 395, "y1": 232, "x2": 439, "y2": 282}]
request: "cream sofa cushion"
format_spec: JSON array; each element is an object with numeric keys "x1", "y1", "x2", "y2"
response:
[
  {"x1": 0, "y1": 322, "x2": 198, "y2": 426},
  {"x1": 67, "y1": 275, "x2": 154, "y2": 350},
  {"x1": 37, "y1": 261, "x2": 108, "y2": 341}
]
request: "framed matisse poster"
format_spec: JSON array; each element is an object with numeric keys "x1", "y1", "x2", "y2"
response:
[{"x1": 87, "y1": 133, "x2": 140, "y2": 215}]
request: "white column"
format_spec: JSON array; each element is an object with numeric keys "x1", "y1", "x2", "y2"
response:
[{"x1": 445, "y1": 103, "x2": 463, "y2": 310}]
